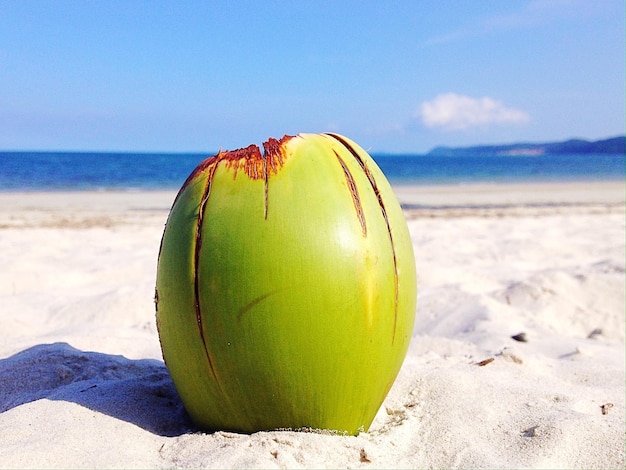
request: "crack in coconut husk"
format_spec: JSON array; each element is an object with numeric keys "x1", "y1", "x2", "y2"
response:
[
  {"x1": 334, "y1": 150, "x2": 368, "y2": 237},
  {"x1": 325, "y1": 133, "x2": 400, "y2": 345},
  {"x1": 176, "y1": 135, "x2": 293, "y2": 220},
  {"x1": 167, "y1": 136, "x2": 294, "y2": 386},
  {"x1": 194, "y1": 164, "x2": 222, "y2": 384}
]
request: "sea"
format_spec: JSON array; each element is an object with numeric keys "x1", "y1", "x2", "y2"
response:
[{"x1": 0, "y1": 151, "x2": 623, "y2": 192}]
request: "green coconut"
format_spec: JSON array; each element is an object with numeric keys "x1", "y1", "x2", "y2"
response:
[{"x1": 155, "y1": 133, "x2": 417, "y2": 435}]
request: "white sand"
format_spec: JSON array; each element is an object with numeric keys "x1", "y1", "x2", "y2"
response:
[{"x1": 0, "y1": 182, "x2": 624, "y2": 469}]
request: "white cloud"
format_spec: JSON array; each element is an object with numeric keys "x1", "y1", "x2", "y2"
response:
[{"x1": 419, "y1": 93, "x2": 530, "y2": 131}]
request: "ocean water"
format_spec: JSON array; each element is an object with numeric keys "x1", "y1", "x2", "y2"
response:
[{"x1": 0, "y1": 151, "x2": 623, "y2": 191}]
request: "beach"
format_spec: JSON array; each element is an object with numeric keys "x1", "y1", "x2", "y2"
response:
[{"x1": 0, "y1": 181, "x2": 624, "y2": 469}]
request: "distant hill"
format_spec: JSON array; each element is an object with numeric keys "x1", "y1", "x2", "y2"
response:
[{"x1": 428, "y1": 136, "x2": 625, "y2": 156}]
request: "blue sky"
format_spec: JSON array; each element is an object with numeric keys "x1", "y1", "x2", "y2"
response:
[{"x1": 1, "y1": 0, "x2": 624, "y2": 153}]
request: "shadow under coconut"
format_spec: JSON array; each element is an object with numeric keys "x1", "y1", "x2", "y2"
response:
[{"x1": 0, "y1": 342, "x2": 194, "y2": 437}]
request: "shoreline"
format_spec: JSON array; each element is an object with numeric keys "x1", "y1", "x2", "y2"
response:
[
  {"x1": 391, "y1": 179, "x2": 625, "y2": 207},
  {"x1": 0, "y1": 180, "x2": 622, "y2": 228},
  {"x1": 0, "y1": 179, "x2": 623, "y2": 210}
]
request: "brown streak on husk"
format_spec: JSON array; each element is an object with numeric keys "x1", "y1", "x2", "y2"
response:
[
  {"x1": 214, "y1": 135, "x2": 294, "y2": 183},
  {"x1": 223, "y1": 145, "x2": 264, "y2": 180},
  {"x1": 236, "y1": 291, "x2": 277, "y2": 323},
  {"x1": 193, "y1": 162, "x2": 221, "y2": 387},
  {"x1": 262, "y1": 135, "x2": 293, "y2": 219},
  {"x1": 334, "y1": 150, "x2": 367, "y2": 237},
  {"x1": 325, "y1": 133, "x2": 400, "y2": 345},
  {"x1": 173, "y1": 136, "x2": 291, "y2": 205},
  {"x1": 162, "y1": 136, "x2": 295, "y2": 382},
  {"x1": 181, "y1": 136, "x2": 293, "y2": 220}
]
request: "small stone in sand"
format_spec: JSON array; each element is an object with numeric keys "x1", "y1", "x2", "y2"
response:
[
  {"x1": 588, "y1": 328, "x2": 603, "y2": 339},
  {"x1": 601, "y1": 403, "x2": 614, "y2": 415},
  {"x1": 523, "y1": 426, "x2": 539, "y2": 438},
  {"x1": 511, "y1": 332, "x2": 528, "y2": 342},
  {"x1": 475, "y1": 358, "x2": 495, "y2": 366}
]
